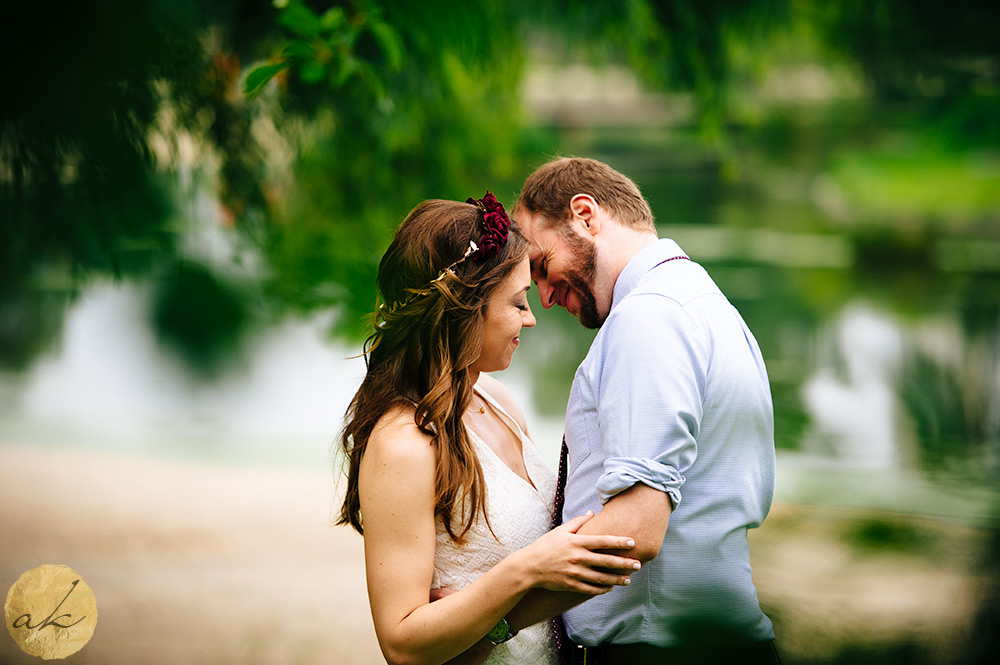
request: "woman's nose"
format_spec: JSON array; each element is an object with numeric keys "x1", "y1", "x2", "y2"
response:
[{"x1": 522, "y1": 304, "x2": 537, "y2": 328}]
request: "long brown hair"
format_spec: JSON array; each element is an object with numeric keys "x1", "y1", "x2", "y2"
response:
[{"x1": 337, "y1": 199, "x2": 528, "y2": 542}]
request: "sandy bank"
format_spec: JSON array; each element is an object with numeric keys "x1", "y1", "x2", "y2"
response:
[
  {"x1": 1, "y1": 444, "x2": 992, "y2": 664},
  {"x1": 1, "y1": 444, "x2": 381, "y2": 665}
]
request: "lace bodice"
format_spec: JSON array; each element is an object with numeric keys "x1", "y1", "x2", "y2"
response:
[{"x1": 431, "y1": 386, "x2": 559, "y2": 665}]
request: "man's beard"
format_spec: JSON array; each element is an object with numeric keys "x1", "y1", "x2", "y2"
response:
[{"x1": 560, "y1": 230, "x2": 602, "y2": 329}]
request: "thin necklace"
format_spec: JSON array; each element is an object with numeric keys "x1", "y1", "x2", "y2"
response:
[{"x1": 473, "y1": 395, "x2": 486, "y2": 414}]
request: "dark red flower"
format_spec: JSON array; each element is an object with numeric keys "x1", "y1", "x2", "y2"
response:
[{"x1": 466, "y1": 190, "x2": 510, "y2": 261}]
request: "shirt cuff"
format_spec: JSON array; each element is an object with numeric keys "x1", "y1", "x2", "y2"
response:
[{"x1": 596, "y1": 457, "x2": 685, "y2": 508}]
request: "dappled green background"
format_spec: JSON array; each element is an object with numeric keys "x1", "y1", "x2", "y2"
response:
[{"x1": 2, "y1": 1, "x2": 999, "y2": 663}]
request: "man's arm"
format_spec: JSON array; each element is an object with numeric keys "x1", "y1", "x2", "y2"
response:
[
  {"x1": 581, "y1": 482, "x2": 672, "y2": 560},
  {"x1": 440, "y1": 484, "x2": 670, "y2": 665},
  {"x1": 508, "y1": 483, "x2": 672, "y2": 631}
]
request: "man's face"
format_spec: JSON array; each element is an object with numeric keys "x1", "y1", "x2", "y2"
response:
[{"x1": 517, "y1": 210, "x2": 604, "y2": 329}]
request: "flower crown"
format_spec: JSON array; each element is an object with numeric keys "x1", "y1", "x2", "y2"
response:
[
  {"x1": 378, "y1": 191, "x2": 512, "y2": 319},
  {"x1": 466, "y1": 191, "x2": 510, "y2": 261}
]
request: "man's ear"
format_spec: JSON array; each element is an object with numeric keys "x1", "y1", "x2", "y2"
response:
[{"x1": 569, "y1": 194, "x2": 601, "y2": 236}]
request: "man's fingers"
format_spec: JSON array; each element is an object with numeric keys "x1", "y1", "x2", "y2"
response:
[
  {"x1": 560, "y1": 510, "x2": 596, "y2": 533},
  {"x1": 576, "y1": 535, "x2": 636, "y2": 551}
]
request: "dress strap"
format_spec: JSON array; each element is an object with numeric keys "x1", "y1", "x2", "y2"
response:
[
  {"x1": 472, "y1": 384, "x2": 544, "y2": 492},
  {"x1": 473, "y1": 385, "x2": 527, "y2": 441}
]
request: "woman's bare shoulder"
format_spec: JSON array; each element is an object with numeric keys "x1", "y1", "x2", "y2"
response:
[
  {"x1": 366, "y1": 403, "x2": 436, "y2": 466},
  {"x1": 358, "y1": 404, "x2": 437, "y2": 538}
]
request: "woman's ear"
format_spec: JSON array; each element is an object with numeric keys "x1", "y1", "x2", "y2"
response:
[{"x1": 569, "y1": 194, "x2": 601, "y2": 236}]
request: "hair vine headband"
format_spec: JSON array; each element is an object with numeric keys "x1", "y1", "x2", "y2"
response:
[{"x1": 377, "y1": 191, "x2": 512, "y2": 319}]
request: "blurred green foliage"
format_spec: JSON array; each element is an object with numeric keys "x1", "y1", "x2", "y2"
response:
[
  {"x1": 2, "y1": 0, "x2": 998, "y2": 377},
  {"x1": 257, "y1": 1, "x2": 526, "y2": 322},
  {"x1": 243, "y1": 0, "x2": 404, "y2": 98},
  {"x1": 842, "y1": 515, "x2": 931, "y2": 553},
  {"x1": 1, "y1": 0, "x2": 269, "y2": 368},
  {"x1": 151, "y1": 261, "x2": 255, "y2": 378}
]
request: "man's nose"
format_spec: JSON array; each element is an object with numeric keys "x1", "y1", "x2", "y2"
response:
[{"x1": 536, "y1": 280, "x2": 556, "y2": 309}]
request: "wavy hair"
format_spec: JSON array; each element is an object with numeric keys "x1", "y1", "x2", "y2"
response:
[{"x1": 338, "y1": 199, "x2": 528, "y2": 542}]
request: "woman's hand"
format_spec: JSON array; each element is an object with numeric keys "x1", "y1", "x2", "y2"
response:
[{"x1": 515, "y1": 511, "x2": 640, "y2": 595}]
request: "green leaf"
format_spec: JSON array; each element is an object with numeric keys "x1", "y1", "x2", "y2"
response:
[
  {"x1": 243, "y1": 62, "x2": 289, "y2": 98},
  {"x1": 281, "y1": 39, "x2": 314, "y2": 60},
  {"x1": 356, "y1": 61, "x2": 387, "y2": 100},
  {"x1": 320, "y1": 7, "x2": 346, "y2": 31},
  {"x1": 278, "y1": 2, "x2": 322, "y2": 39},
  {"x1": 299, "y1": 59, "x2": 327, "y2": 85},
  {"x1": 332, "y1": 57, "x2": 358, "y2": 87},
  {"x1": 368, "y1": 19, "x2": 403, "y2": 72}
]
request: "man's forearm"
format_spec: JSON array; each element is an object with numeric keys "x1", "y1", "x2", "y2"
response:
[{"x1": 507, "y1": 484, "x2": 672, "y2": 633}]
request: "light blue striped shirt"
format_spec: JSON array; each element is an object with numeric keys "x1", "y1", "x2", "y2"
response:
[{"x1": 562, "y1": 239, "x2": 776, "y2": 647}]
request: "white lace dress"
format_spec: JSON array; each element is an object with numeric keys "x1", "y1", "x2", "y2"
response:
[{"x1": 431, "y1": 387, "x2": 560, "y2": 665}]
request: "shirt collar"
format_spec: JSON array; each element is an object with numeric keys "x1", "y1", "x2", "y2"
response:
[{"x1": 611, "y1": 238, "x2": 687, "y2": 311}]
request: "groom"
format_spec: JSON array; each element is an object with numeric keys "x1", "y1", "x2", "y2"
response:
[{"x1": 507, "y1": 157, "x2": 779, "y2": 664}]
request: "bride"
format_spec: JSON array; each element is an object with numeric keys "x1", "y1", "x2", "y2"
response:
[{"x1": 338, "y1": 193, "x2": 639, "y2": 665}]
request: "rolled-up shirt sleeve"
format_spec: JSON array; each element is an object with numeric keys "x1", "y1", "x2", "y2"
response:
[
  {"x1": 593, "y1": 293, "x2": 709, "y2": 508},
  {"x1": 597, "y1": 456, "x2": 686, "y2": 506}
]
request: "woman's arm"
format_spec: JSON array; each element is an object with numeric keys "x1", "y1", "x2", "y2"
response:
[
  {"x1": 508, "y1": 483, "x2": 673, "y2": 626},
  {"x1": 436, "y1": 485, "x2": 670, "y2": 665},
  {"x1": 359, "y1": 408, "x2": 638, "y2": 665}
]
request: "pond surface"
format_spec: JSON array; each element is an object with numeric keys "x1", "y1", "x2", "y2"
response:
[{"x1": 1, "y1": 125, "x2": 997, "y2": 524}]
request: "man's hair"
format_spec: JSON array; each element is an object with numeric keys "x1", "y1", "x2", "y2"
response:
[{"x1": 515, "y1": 157, "x2": 655, "y2": 232}]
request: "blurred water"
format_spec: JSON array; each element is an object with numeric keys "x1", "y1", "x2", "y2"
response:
[
  {"x1": 0, "y1": 281, "x2": 363, "y2": 469},
  {"x1": 802, "y1": 304, "x2": 903, "y2": 468},
  {"x1": 3, "y1": 269, "x2": 998, "y2": 529},
  {"x1": 2, "y1": 131, "x2": 998, "y2": 526},
  {"x1": 0, "y1": 279, "x2": 565, "y2": 473},
  {"x1": 2, "y1": 273, "x2": 995, "y2": 525}
]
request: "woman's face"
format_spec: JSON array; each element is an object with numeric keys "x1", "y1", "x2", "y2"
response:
[{"x1": 471, "y1": 257, "x2": 536, "y2": 374}]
